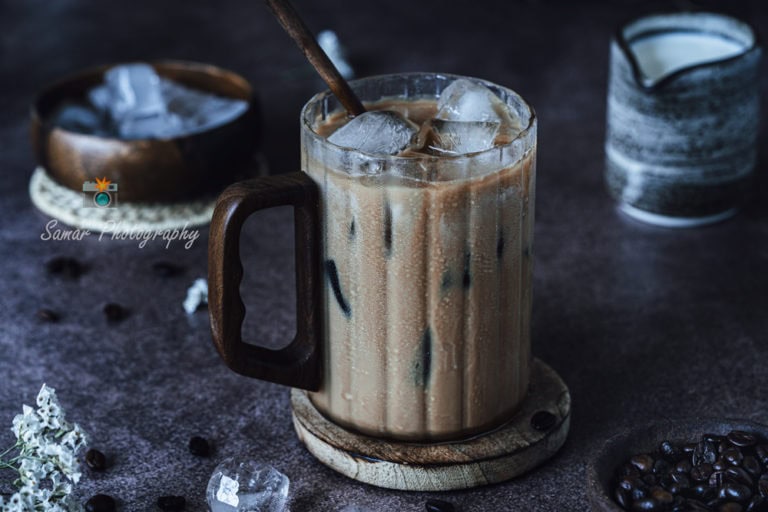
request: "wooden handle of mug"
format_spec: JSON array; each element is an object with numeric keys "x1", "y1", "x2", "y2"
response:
[{"x1": 208, "y1": 173, "x2": 322, "y2": 391}]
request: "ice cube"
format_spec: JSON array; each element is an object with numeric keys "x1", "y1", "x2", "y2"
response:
[
  {"x1": 49, "y1": 102, "x2": 104, "y2": 135},
  {"x1": 116, "y1": 112, "x2": 184, "y2": 139},
  {"x1": 428, "y1": 119, "x2": 500, "y2": 155},
  {"x1": 436, "y1": 78, "x2": 507, "y2": 123},
  {"x1": 206, "y1": 458, "x2": 289, "y2": 512},
  {"x1": 191, "y1": 96, "x2": 248, "y2": 129},
  {"x1": 162, "y1": 81, "x2": 248, "y2": 134},
  {"x1": 85, "y1": 63, "x2": 249, "y2": 139},
  {"x1": 105, "y1": 63, "x2": 166, "y2": 120},
  {"x1": 327, "y1": 111, "x2": 419, "y2": 155},
  {"x1": 162, "y1": 81, "x2": 208, "y2": 118},
  {"x1": 87, "y1": 85, "x2": 112, "y2": 113}
]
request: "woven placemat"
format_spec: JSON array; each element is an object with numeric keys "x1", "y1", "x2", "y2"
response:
[{"x1": 29, "y1": 166, "x2": 218, "y2": 234}]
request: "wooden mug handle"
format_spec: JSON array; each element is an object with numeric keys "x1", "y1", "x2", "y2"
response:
[{"x1": 208, "y1": 173, "x2": 322, "y2": 391}]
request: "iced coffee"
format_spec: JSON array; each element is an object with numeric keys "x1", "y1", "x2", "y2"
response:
[{"x1": 301, "y1": 74, "x2": 536, "y2": 441}]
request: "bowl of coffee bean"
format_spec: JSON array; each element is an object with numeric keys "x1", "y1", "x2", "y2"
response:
[{"x1": 587, "y1": 419, "x2": 768, "y2": 512}]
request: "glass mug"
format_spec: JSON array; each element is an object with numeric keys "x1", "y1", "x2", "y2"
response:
[{"x1": 208, "y1": 73, "x2": 537, "y2": 442}]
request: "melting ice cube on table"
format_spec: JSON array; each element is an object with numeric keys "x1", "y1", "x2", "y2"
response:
[
  {"x1": 428, "y1": 119, "x2": 500, "y2": 155},
  {"x1": 206, "y1": 458, "x2": 289, "y2": 512},
  {"x1": 327, "y1": 110, "x2": 419, "y2": 155}
]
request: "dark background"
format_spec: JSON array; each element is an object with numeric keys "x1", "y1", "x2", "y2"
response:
[{"x1": 1, "y1": 0, "x2": 767, "y2": 510}]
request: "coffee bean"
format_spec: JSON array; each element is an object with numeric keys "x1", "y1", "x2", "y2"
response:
[
  {"x1": 694, "y1": 441, "x2": 718, "y2": 466},
  {"x1": 425, "y1": 499, "x2": 455, "y2": 512},
  {"x1": 719, "y1": 482, "x2": 753, "y2": 502},
  {"x1": 685, "y1": 500, "x2": 711, "y2": 511},
  {"x1": 720, "y1": 503, "x2": 744, "y2": 512},
  {"x1": 85, "y1": 449, "x2": 107, "y2": 471},
  {"x1": 188, "y1": 436, "x2": 210, "y2": 457},
  {"x1": 692, "y1": 464, "x2": 714, "y2": 481},
  {"x1": 660, "y1": 440, "x2": 678, "y2": 458},
  {"x1": 730, "y1": 432, "x2": 758, "y2": 448},
  {"x1": 632, "y1": 498, "x2": 662, "y2": 511},
  {"x1": 618, "y1": 477, "x2": 633, "y2": 491},
  {"x1": 643, "y1": 474, "x2": 658, "y2": 486},
  {"x1": 758, "y1": 476, "x2": 768, "y2": 497},
  {"x1": 631, "y1": 454, "x2": 655, "y2": 474},
  {"x1": 103, "y1": 303, "x2": 128, "y2": 322},
  {"x1": 152, "y1": 262, "x2": 185, "y2": 278},
  {"x1": 46, "y1": 256, "x2": 85, "y2": 279},
  {"x1": 660, "y1": 473, "x2": 674, "y2": 488},
  {"x1": 651, "y1": 488, "x2": 674, "y2": 504},
  {"x1": 715, "y1": 458, "x2": 729, "y2": 471},
  {"x1": 615, "y1": 488, "x2": 631, "y2": 508},
  {"x1": 654, "y1": 459, "x2": 671, "y2": 475},
  {"x1": 36, "y1": 308, "x2": 60, "y2": 322},
  {"x1": 756, "y1": 446, "x2": 768, "y2": 466},
  {"x1": 727, "y1": 467, "x2": 754, "y2": 487},
  {"x1": 675, "y1": 460, "x2": 692, "y2": 474},
  {"x1": 157, "y1": 495, "x2": 186, "y2": 511},
  {"x1": 671, "y1": 496, "x2": 686, "y2": 510},
  {"x1": 691, "y1": 483, "x2": 717, "y2": 501},
  {"x1": 671, "y1": 472, "x2": 691, "y2": 488},
  {"x1": 683, "y1": 443, "x2": 698, "y2": 454},
  {"x1": 725, "y1": 448, "x2": 745, "y2": 467},
  {"x1": 746, "y1": 495, "x2": 768, "y2": 512},
  {"x1": 85, "y1": 494, "x2": 116, "y2": 512},
  {"x1": 706, "y1": 434, "x2": 727, "y2": 444},
  {"x1": 619, "y1": 476, "x2": 642, "y2": 492},
  {"x1": 744, "y1": 456, "x2": 762, "y2": 477},
  {"x1": 530, "y1": 410, "x2": 556, "y2": 431},
  {"x1": 632, "y1": 487, "x2": 649, "y2": 501},
  {"x1": 711, "y1": 471, "x2": 726, "y2": 488},
  {"x1": 666, "y1": 482, "x2": 684, "y2": 495}
]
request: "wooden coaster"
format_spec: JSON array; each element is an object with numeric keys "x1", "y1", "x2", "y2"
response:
[{"x1": 291, "y1": 358, "x2": 570, "y2": 491}]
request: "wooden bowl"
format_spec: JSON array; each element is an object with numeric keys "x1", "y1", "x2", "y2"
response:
[
  {"x1": 30, "y1": 60, "x2": 260, "y2": 203},
  {"x1": 587, "y1": 418, "x2": 768, "y2": 511}
]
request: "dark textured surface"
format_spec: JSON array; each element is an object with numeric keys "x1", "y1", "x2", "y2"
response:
[{"x1": 0, "y1": 1, "x2": 767, "y2": 511}]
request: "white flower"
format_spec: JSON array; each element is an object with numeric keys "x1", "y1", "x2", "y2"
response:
[
  {"x1": 12, "y1": 405, "x2": 42, "y2": 443},
  {"x1": 36, "y1": 384, "x2": 58, "y2": 408},
  {"x1": 1, "y1": 384, "x2": 88, "y2": 511},
  {"x1": 183, "y1": 278, "x2": 208, "y2": 314},
  {"x1": 18, "y1": 456, "x2": 46, "y2": 485},
  {"x1": 60, "y1": 425, "x2": 87, "y2": 453}
]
